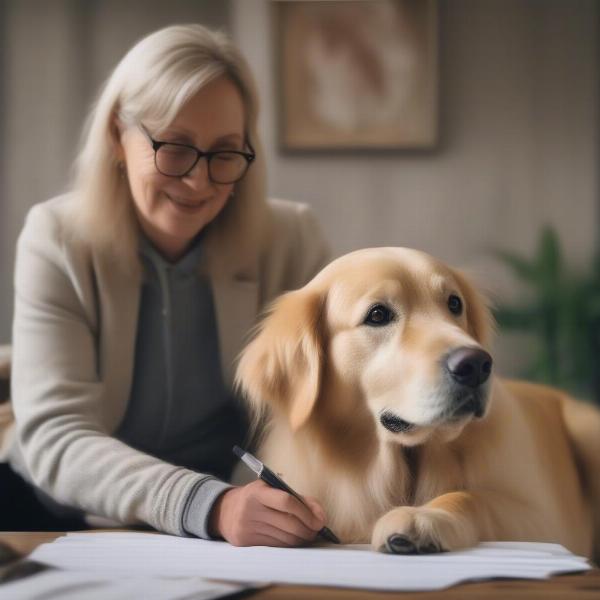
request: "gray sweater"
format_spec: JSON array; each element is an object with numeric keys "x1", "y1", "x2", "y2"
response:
[{"x1": 117, "y1": 236, "x2": 245, "y2": 538}]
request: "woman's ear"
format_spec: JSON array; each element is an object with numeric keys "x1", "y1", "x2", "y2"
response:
[
  {"x1": 452, "y1": 269, "x2": 496, "y2": 347},
  {"x1": 235, "y1": 288, "x2": 324, "y2": 431}
]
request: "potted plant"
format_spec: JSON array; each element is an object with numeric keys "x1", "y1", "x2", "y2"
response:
[{"x1": 493, "y1": 227, "x2": 600, "y2": 405}]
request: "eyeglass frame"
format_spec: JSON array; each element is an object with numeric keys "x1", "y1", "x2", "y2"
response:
[{"x1": 138, "y1": 124, "x2": 256, "y2": 184}]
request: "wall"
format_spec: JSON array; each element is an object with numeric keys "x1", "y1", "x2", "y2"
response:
[
  {"x1": 232, "y1": 0, "x2": 599, "y2": 373},
  {"x1": 0, "y1": 0, "x2": 598, "y2": 376}
]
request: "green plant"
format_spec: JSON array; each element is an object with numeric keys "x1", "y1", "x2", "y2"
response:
[{"x1": 493, "y1": 227, "x2": 600, "y2": 404}]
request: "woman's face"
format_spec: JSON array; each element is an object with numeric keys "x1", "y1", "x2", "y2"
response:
[{"x1": 116, "y1": 76, "x2": 246, "y2": 261}]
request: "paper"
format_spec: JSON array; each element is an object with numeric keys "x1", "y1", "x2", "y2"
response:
[
  {"x1": 0, "y1": 568, "x2": 248, "y2": 600},
  {"x1": 26, "y1": 531, "x2": 591, "y2": 592}
]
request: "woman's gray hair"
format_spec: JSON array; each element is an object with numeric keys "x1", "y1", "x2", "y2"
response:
[{"x1": 72, "y1": 24, "x2": 267, "y2": 274}]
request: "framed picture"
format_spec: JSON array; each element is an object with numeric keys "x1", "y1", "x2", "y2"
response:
[{"x1": 275, "y1": 0, "x2": 439, "y2": 151}]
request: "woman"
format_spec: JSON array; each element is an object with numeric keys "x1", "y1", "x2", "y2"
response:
[{"x1": 8, "y1": 24, "x2": 330, "y2": 547}]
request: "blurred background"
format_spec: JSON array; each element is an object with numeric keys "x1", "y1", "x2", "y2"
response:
[{"x1": 0, "y1": 0, "x2": 598, "y2": 400}]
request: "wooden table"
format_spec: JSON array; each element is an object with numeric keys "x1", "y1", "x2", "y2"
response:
[{"x1": 2, "y1": 532, "x2": 599, "y2": 599}]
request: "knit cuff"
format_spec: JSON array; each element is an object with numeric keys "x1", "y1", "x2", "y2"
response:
[{"x1": 181, "y1": 477, "x2": 233, "y2": 539}]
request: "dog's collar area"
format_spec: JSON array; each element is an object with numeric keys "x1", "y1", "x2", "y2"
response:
[{"x1": 380, "y1": 411, "x2": 414, "y2": 433}]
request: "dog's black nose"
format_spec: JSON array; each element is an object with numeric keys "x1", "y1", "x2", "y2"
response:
[{"x1": 446, "y1": 347, "x2": 492, "y2": 388}]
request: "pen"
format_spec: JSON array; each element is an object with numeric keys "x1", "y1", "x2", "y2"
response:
[{"x1": 232, "y1": 445, "x2": 340, "y2": 544}]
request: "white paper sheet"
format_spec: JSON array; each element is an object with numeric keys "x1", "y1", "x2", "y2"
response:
[
  {"x1": 0, "y1": 568, "x2": 249, "y2": 600},
  {"x1": 28, "y1": 531, "x2": 591, "y2": 592}
]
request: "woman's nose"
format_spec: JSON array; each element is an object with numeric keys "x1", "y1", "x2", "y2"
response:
[{"x1": 181, "y1": 159, "x2": 213, "y2": 190}]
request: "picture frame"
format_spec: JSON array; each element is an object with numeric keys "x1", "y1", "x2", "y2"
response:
[{"x1": 275, "y1": 0, "x2": 439, "y2": 151}]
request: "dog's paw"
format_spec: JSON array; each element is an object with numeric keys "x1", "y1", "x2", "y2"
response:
[{"x1": 371, "y1": 506, "x2": 476, "y2": 554}]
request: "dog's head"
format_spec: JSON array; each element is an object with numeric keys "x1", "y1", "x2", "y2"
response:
[{"x1": 236, "y1": 248, "x2": 495, "y2": 447}]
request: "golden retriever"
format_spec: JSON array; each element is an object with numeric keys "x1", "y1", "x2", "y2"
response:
[{"x1": 236, "y1": 247, "x2": 600, "y2": 560}]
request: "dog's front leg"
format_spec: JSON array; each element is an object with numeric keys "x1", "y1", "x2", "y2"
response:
[{"x1": 371, "y1": 491, "x2": 494, "y2": 553}]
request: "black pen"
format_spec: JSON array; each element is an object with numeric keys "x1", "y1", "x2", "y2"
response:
[{"x1": 232, "y1": 446, "x2": 340, "y2": 544}]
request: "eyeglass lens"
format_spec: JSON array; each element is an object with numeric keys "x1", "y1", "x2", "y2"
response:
[{"x1": 155, "y1": 144, "x2": 249, "y2": 183}]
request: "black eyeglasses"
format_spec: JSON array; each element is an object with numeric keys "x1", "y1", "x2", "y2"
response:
[{"x1": 139, "y1": 124, "x2": 255, "y2": 184}]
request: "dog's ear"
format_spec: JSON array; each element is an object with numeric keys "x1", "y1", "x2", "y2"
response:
[
  {"x1": 235, "y1": 288, "x2": 324, "y2": 431},
  {"x1": 452, "y1": 269, "x2": 496, "y2": 347}
]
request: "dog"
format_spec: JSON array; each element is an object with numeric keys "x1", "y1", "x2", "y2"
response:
[{"x1": 236, "y1": 247, "x2": 600, "y2": 560}]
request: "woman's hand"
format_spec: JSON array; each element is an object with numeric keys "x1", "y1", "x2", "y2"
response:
[{"x1": 208, "y1": 480, "x2": 327, "y2": 547}]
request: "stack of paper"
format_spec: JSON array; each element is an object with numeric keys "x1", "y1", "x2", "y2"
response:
[
  {"x1": 1, "y1": 569, "x2": 248, "y2": 600},
  {"x1": 23, "y1": 531, "x2": 591, "y2": 592}
]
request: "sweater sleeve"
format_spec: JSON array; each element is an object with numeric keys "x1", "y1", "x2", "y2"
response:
[
  {"x1": 11, "y1": 202, "x2": 205, "y2": 535},
  {"x1": 181, "y1": 478, "x2": 233, "y2": 539}
]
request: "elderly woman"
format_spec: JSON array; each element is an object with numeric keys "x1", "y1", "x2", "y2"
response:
[{"x1": 7, "y1": 24, "x2": 329, "y2": 546}]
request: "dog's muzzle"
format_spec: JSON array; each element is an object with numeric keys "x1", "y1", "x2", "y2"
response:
[{"x1": 379, "y1": 348, "x2": 493, "y2": 433}]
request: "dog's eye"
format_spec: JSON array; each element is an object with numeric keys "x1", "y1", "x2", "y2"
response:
[
  {"x1": 364, "y1": 304, "x2": 394, "y2": 326},
  {"x1": 448, "y1": 294, "x2": 463, "y2": 315}
]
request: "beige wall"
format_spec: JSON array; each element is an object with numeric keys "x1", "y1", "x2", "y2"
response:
[
  {"x1": 232, "y1": 0, "x2": 599, "y2": 374},
  {"x1": 1, "y1": 0, "x2": 598, "y2": 377}
]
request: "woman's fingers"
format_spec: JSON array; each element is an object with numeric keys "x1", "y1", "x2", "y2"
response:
[
  {"x1": 303, "y1": 495, "x2": 327, "y2": 523},
  {"x1": 248, "y1": 518, "x2": 308, "y2": 547},
  {"x1": 253, "y1": 504, "x2": 317, "y2": 542},
  {"x1": 260, "y1": 485, "x2": 325, "y2": 532},
  {"x1": 210, "y1": 480, "x2": 329, "y2": 547}
]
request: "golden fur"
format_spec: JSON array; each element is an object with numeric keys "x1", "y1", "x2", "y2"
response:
[{"x1": 236, "y1": 247, "x2": 600, "y2": 559}]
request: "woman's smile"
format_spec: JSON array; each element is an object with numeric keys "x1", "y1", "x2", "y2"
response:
[{"x1": 166, "y1": 193, "x2": 210, "y2": 214}]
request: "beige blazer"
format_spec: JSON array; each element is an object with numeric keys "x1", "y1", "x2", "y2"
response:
[{"x1": 9, "y1": 194, "x2": 330, "y2": 535}]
